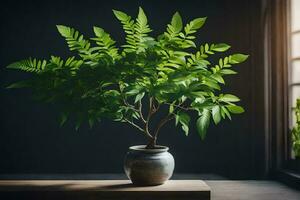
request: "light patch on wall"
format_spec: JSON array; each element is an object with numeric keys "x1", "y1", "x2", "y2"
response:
[
  {"x1": 292, "y1": 60, "x2": 300, "y2": 83},
  {"x1": 291, "y1": 0, "x2": 300, "y2": 32},
  {"x1": 291, "y1": 33, "x2": 300, "y2": 58},
  {"x1": 290, "y1": 0, "x2": 300, "y2": 128}
]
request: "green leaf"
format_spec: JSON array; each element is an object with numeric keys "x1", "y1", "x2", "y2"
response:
[
  {"x1": 229, "y1": 54, "x2": 249, "y2": 64},
  {"x1": 124, "y1": 85, "x2": 143, "y2": 96},
  {"x1": 6, "y1": 81, "x2": 31, "y2": 89},
  {"x1": 211, "y1": 43, "x2": 231, "y2": 52},
  {"x1": 211, "y1": 74, "x2": 225, "y2": 84},
  {"x1": 212, "y1": 105, "x2": 221, "y2": 124},
  {"x1": 220, "y1": 69, "x2": 237, "y2": 75},
  {"x1": 56, "y1": 25, "x2": 92, "y2": 59},
  {"x1": 88, "y1": 118, "x2": 95, "y2": 128},
  {"x1": 59, "y1": 112, "x2": 68, "y2": 127},
  {"x1": 221, "y1": 106, "x2": 232, "y2": 120},
  {"x1": 219, "y1": 94, "x2": 240, "y2": 102},
  {"x1": 75, "y1": 114, "x2": 84, "y2": 131},
  {"x1": 203, "y1": 79, "x2": 220, "y2": 90},
  {"x1": 190, "y1": 91, "x2": 205, "y2": 99},
  {"x1": 92, "y1": 26, "x2": 120, "y2": 61},
  {"x1": 171, "y1": 12, "x2": 183, "y2": 33},
  {"x1": 196, "y1": 109, "x2": 211, "y2": 140},
  {"x1": 93, "y1": 26, "x2": 104, "y2": 37},
  {"x1": 56, "y1": 25, "x2": 70, "y2": 37},
  {"x1": 112, "y1": 10, "x2": 128, "y2": 21},
  {"x1": 190, "y1": 17, "x2": 206, "y2": 30},
  {"x1": 175, "y1": 111, "x2": 190, "y2": 136},
  {"x1": 169, "y1": 103, "x2": 174, "y2": 114},
  {"x1": 126, "y1": 89, "x2": 141, "y2": 96},
  {"x1": 75, "y1": 123, "x2": 80, "y2": 131},
  {"x1": 181, "y1": 124, "x2": 189, "y2": 136},
  {"x1": 226, "y1": 105, "x2": 245, "y2": 114},
  {"x1": 134, "y1": 92, "x2": 145, "y2": 103},
  {"x1": 6, "y1": 58, "x2": 47, "y2": 73},
  {"x1": 137, "y1": 7, "x2": 147, "y2": 25}
]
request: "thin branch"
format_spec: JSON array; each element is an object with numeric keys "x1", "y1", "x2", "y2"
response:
[
  {"x1": 165, "y1": 102, "x2": 193, "y2": 111},
  {"x1": 145, "y1": 97, "x2": 153, "y2": 137},
  {"x1": 119, "y1": 85, "x2": 136, "y2": 110},
  {"x1": 144, "y1": 97, "x2": 160, "y2": 139},
  {"x1": 123, "y1": 99, "x2": 138, "y2": 111},
  {"x1": 119, "y1": 86, "x2": 151, "y2": 139},
  {"x1": 123, "y1": 118, "x2": 145, "y2": 133},
  {"x1": 138, "y1": 99, "x2": 146, "y2": 123},
  {"x1": 152, "y1": 98, "x2": 160, "y2": 111},
  {"x1": 153, "y1": 114, "x2": 175, "y2": 139}
]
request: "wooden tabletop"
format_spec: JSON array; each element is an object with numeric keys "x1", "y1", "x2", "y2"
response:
[
  {"x1": 0, "y1": 180, "x2": 211, "y2": 200},
  {"x1": 1, "y1": 179, "x2": 299, "y2": 200}
]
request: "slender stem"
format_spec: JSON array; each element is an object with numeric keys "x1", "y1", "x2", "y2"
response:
[
  {"x1": 138, "y1": 99, "x2": 146, "y2": 123},
  {"x1": 153, "y1": 114, "x2": 175, "y2": 140},
  {"x1": 165, "y1": 102, "x2": 192, "y2": 111},
  {"x1": 119, "y1": 84, "x2": 152, "y2": 140},
  {"x1": 146, "y1": 114, "x2": 174, "y2": 149},
  {"x1": 123, "y1": 118, "x2": 145, "y2": 133},
  {"x1": 119, "y1": 84, "x2": 136, "y2": 111},
  {"x1": 124, "y1": 118, "x2": 153, "y2": 140},
  {"x1": 123, "y1": 99, "x2": 138, "y2": 111},
  {"x1": 152, "y1": 98, "x2": 160, "y2": 111},
  {"x1": 144, "y1": 97, "x2": 153, "y2": 137}
]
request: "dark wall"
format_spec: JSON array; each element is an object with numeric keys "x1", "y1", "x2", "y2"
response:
[{"x1": 0, "y1": 0, "x2": 266, "y2": 179}]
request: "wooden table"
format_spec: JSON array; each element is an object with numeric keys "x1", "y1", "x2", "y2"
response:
[
  {"x1": 0, "y1": 180, "x2": 211, "y2": 200},
  {"x1": 1, "y1": 176, "x2": 300, "y2": 200}
]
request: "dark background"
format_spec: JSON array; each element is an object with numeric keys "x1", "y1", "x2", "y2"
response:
[{"x1": 0, "y1": 0, "x2": 266, "y2": 179}]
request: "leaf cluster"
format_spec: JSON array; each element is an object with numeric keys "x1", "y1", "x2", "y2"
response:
[{"x1": 6, "y1": 7, "x2": 249, "y2": 141}]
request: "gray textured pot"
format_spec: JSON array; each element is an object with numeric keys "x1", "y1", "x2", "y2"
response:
[{"x1": 124, "y1": 145, "x2": 175, "y2": 186}]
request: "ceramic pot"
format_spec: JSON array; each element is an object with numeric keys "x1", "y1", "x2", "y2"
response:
[{"x1": 124, "y1": 145, "x2": 175, "y2": 186}]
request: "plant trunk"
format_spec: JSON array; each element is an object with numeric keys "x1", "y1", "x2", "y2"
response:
[{"x1": 146, "y1": 137, "x2": 157, "y2": 149}]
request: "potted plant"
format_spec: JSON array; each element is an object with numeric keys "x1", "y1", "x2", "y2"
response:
[
  {"x1": 6, "y1": 7, "x2": 248, "y2": 185},
  {"x1": 292, "y1": 98, "x2": 300, "y2": 160}
]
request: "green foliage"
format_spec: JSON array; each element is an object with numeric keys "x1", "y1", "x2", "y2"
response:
[
  {"x1": 113, "y1": 7, "x2": 153, "y2": 53},
  {"x1": 175, "y1": 111, "x2": 190, "y2": 136},
  {"x1": 57, "y1": 25, "x2": 120, "y2": 65},
  {"x1": 92, "y1": 26, "x2": 121, "y2": 62},
  {"x1": 56, "y1": 25, "x2": 92, "y2": 57},
  {"x1": 196, "y1": 109, "x2": 211, "y2": 140},
  {"x1": 292, "y1": 98, "x2": 300, "y2": 158},
  {"x1": 162, "y1": 13, "x2": 206, "y2": 49},
  {"x1": 7, "y1": 58, "x2": 47, "y2": 73},
  {"x1": 6, "y1": 7, "x2": 249, "y2": 146}
]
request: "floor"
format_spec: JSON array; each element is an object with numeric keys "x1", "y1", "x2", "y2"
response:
[{"x1": 206, "y1": 180, "x2": 300, "y2": 200}]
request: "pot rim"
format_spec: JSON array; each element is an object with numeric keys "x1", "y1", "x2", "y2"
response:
[{"x1": 129, "y1": 145, "x2": 169, "y2": 153}]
